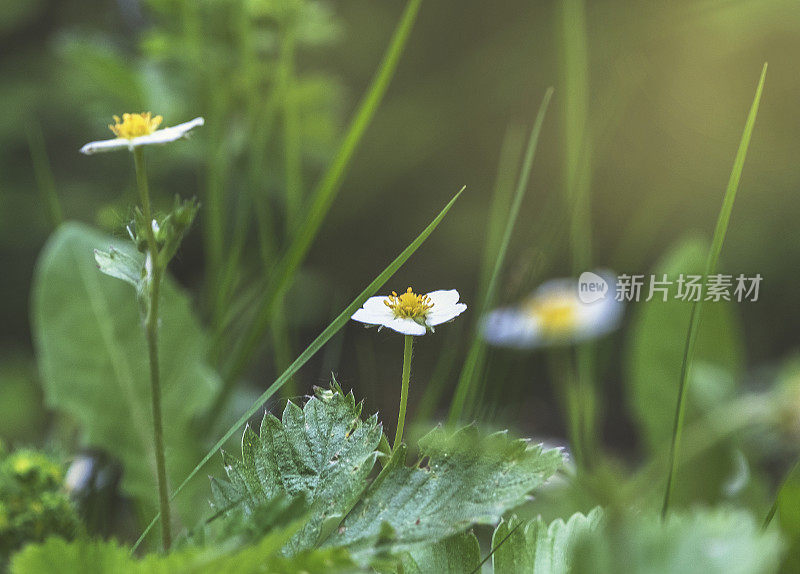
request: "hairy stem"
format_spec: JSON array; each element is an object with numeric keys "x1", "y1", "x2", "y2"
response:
[{"x1": 134, "y1": 148, "x2": 172, "y2": 552}]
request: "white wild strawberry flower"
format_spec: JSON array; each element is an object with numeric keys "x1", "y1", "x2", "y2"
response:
[
  {"x1": 80, "y1": 112, "x2": 204, "y2": 155},
  {"x1": 352, "y1": 287, "x2": 467, "y2": 335},
  {"x1": 482, "y1": 275, "x2": 622, "y2": 348}
]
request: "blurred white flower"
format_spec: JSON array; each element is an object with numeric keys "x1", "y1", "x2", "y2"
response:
[
  {"x1": 352, "y1": 287, "x2": 467, "y2": 336},
  {"x1": 482, "y1": 275, "x2": 622, "y2": 348},
  {"x1": 80, "y1": 113, "x2": 204, "y2": 155},
  {"x1": 64, "y1": 455, "x2": 95, "y2": 494}
]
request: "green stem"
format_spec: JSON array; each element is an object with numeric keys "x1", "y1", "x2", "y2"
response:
[
  {"x1": 134, "y1": 148, "x2": 172, "y2": 552},
  {"x1": 394, "y1": 335, "x2": 414, "y2": 450}
]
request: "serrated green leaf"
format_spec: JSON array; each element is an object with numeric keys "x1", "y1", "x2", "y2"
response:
[
  {"x1": 572, "y1": 508, "x2": 783, "y2": 574},
  {"x1": 31, "y1": 223, "x2": 221, "y2": 522},
  {"x1": 211, "y1": 383, "x2": 382, "y2": 555},
  {"x1": 492, "y1": 508, "x2": 602, "y2": 574},
  {"x1": 625, "y1": 236, "x2": 745, "y2": 453},
  {"x1": 327, "y1": 426, "x2": 564, "y2": 556}
]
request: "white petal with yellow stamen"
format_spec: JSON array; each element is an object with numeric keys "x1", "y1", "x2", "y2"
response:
[
  {"x1": 80, "y1": 115, "x2": 204, "y2": 155},
  {"x1": 482, "y1": 275, "x2": 622, "y2": 348},
  {"x1": 351, "y1": 287, "x2": 467, "y2": 336}
]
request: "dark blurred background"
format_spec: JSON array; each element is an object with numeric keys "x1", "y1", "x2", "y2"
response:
[{"x1": 1, "y1": 0, "x2": 798, "y2": 449}]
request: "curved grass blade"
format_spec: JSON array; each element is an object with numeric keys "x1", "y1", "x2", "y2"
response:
[
  {"x1": 661, "y1": 62, "x2": 768, "y2": 518},
  {"x1": 448, "y1": 88, "x2": 554, "y2": 425},
  {"x1": 131, "y1": 186, "x2": 464, "y2": 553}
]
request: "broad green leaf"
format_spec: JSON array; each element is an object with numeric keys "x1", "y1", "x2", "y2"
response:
[
  {"x1": 326, "y1": 426, "x2": 564, "y2": 556},
  {"x1": 210, "y1": 383, "x2": 382, "y2": 555},
  {"x1": 492, "y1": 508, "x2": 603, "y2": 574},
  {"x1": 625, "y1": 236, "x2": 745, "y2": 453},
  {"x1": 396, "y1": 531, "x2": 481, "y2": 574},
  {"x1": 572, "y1": 508, "x2": 783, "y2": 574},
  {"x1": 31, "y1": 223, "x2": 220, "y2": 521}
]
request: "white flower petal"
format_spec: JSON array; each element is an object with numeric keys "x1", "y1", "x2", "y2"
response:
[
  {"x1": 79, "y1": 138, "x2": 131, "y2": 155},
  {"x1": 131, "y1": 117, "x2": 205, "y2": 146},
  {"x1": 362, "y1": 295, "x2": 391, "y2": 314},
  {"x1": 351, "y1": 307, "x2": 392, "y2": 326},
  {"x1": 80, "y1": 117, "x2": 205, "y2": 155},
  {"x1": 385, "y1": 317, "x2": 427, "y2": 336},
  {"x1": 426, "y1": 289, "x2": 460, "y2": 308},
  {"x1": 427, "y1": 302, "x2": 467, "y2": 326}
]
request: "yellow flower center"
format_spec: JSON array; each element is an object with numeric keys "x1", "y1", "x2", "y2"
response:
[
  {"x1": 385, "y1": 287, "x2": 433, "y2": 320},
  {"x1": 109, "y1": 112, "x2": 163, "y2": 139},
  {"x1": 527, "y1": 294, "x2": 579, "y2": 335}
]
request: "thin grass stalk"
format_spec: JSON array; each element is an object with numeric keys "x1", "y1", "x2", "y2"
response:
[
  {"x1": 661, "y1": 63, "x2": 768, "y2": 518},
  {"x1": 560, "y1": 0, "x2": 598, "y2": 468},
  {"x1": 447, "y1": 88, "x2": 554, "y2": 425},
  {"x1": 26, "y1": 121, "x2": 63, "y2": 228}
]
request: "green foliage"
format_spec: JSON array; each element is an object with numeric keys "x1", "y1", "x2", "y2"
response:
[
  {"x1": 326, "y1": 424, "x2": 565, "y2": 557},
  {"x1": 0, "y1": 448, "x2": 81, "y2": 563},
  {"x1": 9, "y1": 530, "x2": 359, "y2": 574},
  {"x1": 132, "y1": 187, "x2": 464, "y2": 552},
  {"x1": 31, "y1": 223, "x2": 221, "y2": 520},
  {"x1": 492, "y1": 508, "x2": 603, "y2": 574},
  {"x1": 572, "y1": 508, "x2": 783, "y2": 574},
  {"x1": 626, "y1": 236, "x2": 745, "y2": 453},
  {"x1": 211, "y1": 383, "x2": 382, "y2": 554},
  {"x1": 210, "y1": 383, "x2": 564, "y2": 566}
]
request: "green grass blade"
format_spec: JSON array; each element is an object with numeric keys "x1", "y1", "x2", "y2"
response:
[
  {"x1": 560, "y1": 0, "x2": 592, "y2": 274},
  {"x1": 447, "y1": 88, "x2": 554, "y2": 425},
  {"x1": 479, "y1": 125, "x2": 527, "y2": 296},
  {"x1": 131, "y1": 185, "x2": 464, "y2": 553},
  {"x1": 661, "y1": 62, "x2": 768, "y2": 518},
  {"x1": 219, "y1": 0, "x2": 424, "y2": 390},
  {"x1": 26, "y1": 121, "x2": 63, "y2": 228},
  {"x1": 763, "y1": 458, "x2": 800, "y2": 529},
  {"x1": 416, "y1": 126, "x2": 524, "y2": 424},
  {"x1": 560, "y1": 0, "x2": 597, "y2": 468}
]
